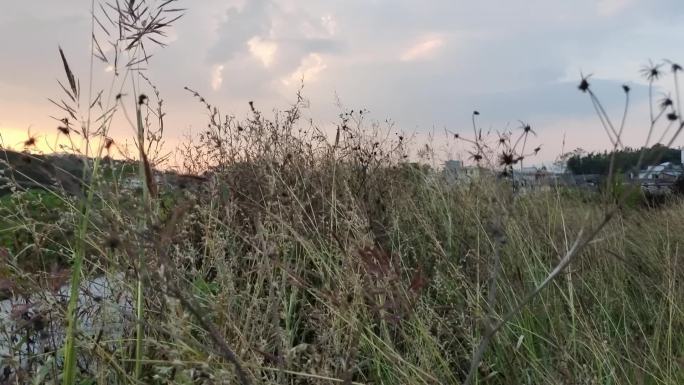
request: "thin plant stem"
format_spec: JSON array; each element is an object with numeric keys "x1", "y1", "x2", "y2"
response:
[{"x1": 62, "y1": 2, "x2": 97, "y2": 384}]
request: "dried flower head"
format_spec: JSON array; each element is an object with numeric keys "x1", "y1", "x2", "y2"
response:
[
  {"x1": 499, "y1": 151, "x2": 516, "y2": 166},
  {"x1": 519, "y1": 121, "x2": 535, "y2": 135},
  {"x1": 138, "y1": 94, "x2": 148, "y2": 105},
  {"x1": 57, "y1": 126, "x2": 70, "y2": 135},
  {"x1": 665, "y1": 60, "x2": 682, "y2": 73},
  {"x1": 24, "y1": 135, "x2": 37, "y2": 148},
  {"x1": 104, "y1": 137, "x2": 115, "y2": 151},
  {"x1": 640, "y1": 61, "x2": 663, "y2": 82},
  {"x1": 469, "y1": 152, "x2": 483, "y2": 162},
  {"x1": 578, "y1": 74, "x2": 592, "y2": 93},
  {"x1": 660, "y1": 95, "x2": 674, "y2": 109},
  {"x1": 622, "y1": 84, "x2": 630, "y2": 93},
  {"x1": 667, "y1": 112, "x2": 678, "y2": 121}
]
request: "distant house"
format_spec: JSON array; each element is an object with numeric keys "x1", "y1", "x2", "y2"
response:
[
  {"x1": 443, "y1": 159, "x2": 491, "y2": 184},
  {"x1": 636, "y1": 161, "x2": 684, "y2": 195},
  {"x1": 444, "y1": 160, "x2": 463, "y2": 171},
  {"x1": 638, "y1": 162, "x2": 684, "y2": 181},
  {"x1": 513, "y1": 166, "x2": 552, "y2": 185}
]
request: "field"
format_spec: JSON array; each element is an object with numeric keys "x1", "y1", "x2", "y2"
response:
[
  {"x1": 1, "y1": 1, "x2": 683, "y2": 384},
  {"x1": 2, "y1": 122, "x2": 684, "y2": 384}
]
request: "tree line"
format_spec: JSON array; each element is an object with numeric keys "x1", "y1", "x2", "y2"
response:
[{"x1": 566, "y1": 144, "x2": 682, "y2": 175}]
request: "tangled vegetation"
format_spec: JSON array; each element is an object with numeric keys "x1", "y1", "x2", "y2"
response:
[{"x1": 0, "y1": 1, "x2": 682, "y2": 385}]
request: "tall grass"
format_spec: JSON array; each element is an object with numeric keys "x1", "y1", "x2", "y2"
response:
[{"x1": 0, "y1": 1, "x2": 682, "y2": 384}]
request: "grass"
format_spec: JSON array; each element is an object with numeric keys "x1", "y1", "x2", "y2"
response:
[
  {"x1": 0, "y1": 1, "x2": 683, "y2": 384},
  {"x1": 1, "y1": 155, "x2": 683, "y2": 384},
  {"x1": 6, "y1": 154, "x2": 684, "y2": 385}
]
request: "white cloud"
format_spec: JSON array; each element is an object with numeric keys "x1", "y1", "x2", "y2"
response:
[
  {"x1": 400, "y1": 36, "x2": 444, "y2": 62},
  {"x1": 282, "y1": 53, "x2": 327, "y2": 85},
  {"x1": 211, "y1": 64, "x2": 225, "y2": 90},
  {"x1": 321, "y1": 14, "x2": 337, "y2": 36},
  {"x1": 5, "y1": 0, "x2": 684, "y2": 160},
  {"x1": 597, "y1": 0, "x2": 636, "y2": 16},
  {"x1": 247, "y1": 36, "x2": 278, "y2": 67}
]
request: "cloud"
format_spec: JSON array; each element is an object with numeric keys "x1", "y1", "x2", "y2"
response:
[
  {"x1": 211, "y1": 64, "x2": 225, "y2": 90},
  {"x1": 207, "y1": 0, "x2": 344, "y2": 94},
  {"x1": 248, "y1": 36, "x2": 278, "y2": 67},
  {"x1": 282, "y1": 53, "x2": 327, "y2": 85},
  {"x1": 4, "y1": 0, "x2": 684, "y2": 162},
  {"x1": 320, "y1": 15, "x2": 337, "y2": 36},
  {"x1": 208, "y1": 0, "x2": 272, "y2": 64},
  {"x1": 400, "y1": 36, "x2": 445, "y2": 62}
]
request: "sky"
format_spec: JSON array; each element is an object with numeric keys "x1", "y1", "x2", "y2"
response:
[{"x1": 1, "y1": 0, "x2": 684, "y2": 167}]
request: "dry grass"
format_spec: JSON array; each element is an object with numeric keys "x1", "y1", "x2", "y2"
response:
[{"x1": 0, "y1": 1, "x2": 683, "y2": 384}]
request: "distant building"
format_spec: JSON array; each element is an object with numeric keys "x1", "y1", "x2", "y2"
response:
[
  {"x1": 638, "y1": 162, "x2": 684, "y2": 181},
  {"x1": 636, "y1": 161, "x2": 684, "y2": 195},
  {"x1": 513, "y1": 166, "x2": 550, "y2": 184},
  {"x1": 443, "y1": 159, "x2": 490, "y2": 184},
  {"x1": 444, "y1": 160, "x2": 463, "y2": 171},
  {"x1": 443, "y1": 160, "x2": 461, "y2": 182}
]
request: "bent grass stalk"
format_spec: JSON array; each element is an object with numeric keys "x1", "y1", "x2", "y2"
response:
[
  {"x1": 63, "y1": 1, "x2": 97, "y2": 383},
  {"x1": 134, "y1": 97, "x2": 148, "y2": 380}
]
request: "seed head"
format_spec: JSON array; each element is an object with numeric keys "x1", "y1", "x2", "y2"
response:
[
  {"x1": 519, "y1": 121, "x2": 536, "y2": 136},
  {"x1": 665, "y1": 60, "x2": 682, "y2": 73},
  {"x1": 469, "y1": 152, "x2": 483, "y2": 162},
  {"x1": 24, "y1": 136, "x2": 37, "y2": 148},
  {"x1": 660, "y1": 95, "x2": 674, "y2": 109},
  {"x1": 578, "y1": 74, "x2": 591, "y2": 93},
  {"x1": 499, "y1": 151, "x2": 516, "y2": 166},
  {"x1": 104, "y1": 137, "x2": 114, "y2": 150},
  {"x1": 641, "y1": 61, "x2": 663, "y2": 82}
]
